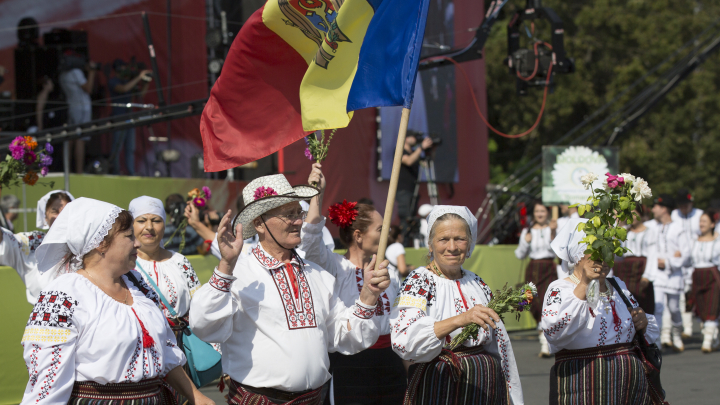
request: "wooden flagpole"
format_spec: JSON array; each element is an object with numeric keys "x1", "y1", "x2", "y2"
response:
[{"x1": 376, "y1": 107, "x2": 411, "y2": 268}]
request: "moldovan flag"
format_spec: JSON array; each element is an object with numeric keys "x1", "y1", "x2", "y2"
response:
[{"x1": 200, "y1": 0, "x2": 431, "y2": 172}]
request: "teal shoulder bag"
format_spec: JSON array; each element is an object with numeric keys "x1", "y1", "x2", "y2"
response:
[{"x1": 134, "y1": 261, "x2": 222, "y2": 388}]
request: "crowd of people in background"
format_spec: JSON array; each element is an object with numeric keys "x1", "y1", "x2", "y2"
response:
[
  {"x1": 515, "y1": 188, "x2": 720, "y2": 355},
  {"x1": 0, "y1": 167, "x2": 716, "y2": 405}
]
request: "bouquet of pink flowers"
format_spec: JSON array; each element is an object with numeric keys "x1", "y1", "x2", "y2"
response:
[
  {"x1": 303, "y1": 129, "x2": 337, "y2": 163},
  {"x1": 0, "y1": 136, "x2": 54, "y2": 188},
  {"x1": 449, "y1": 282, "x2": 537, "y2": 350},
  {"x1": 164, "y1": 186, "x2": 212, "y2": 251}
]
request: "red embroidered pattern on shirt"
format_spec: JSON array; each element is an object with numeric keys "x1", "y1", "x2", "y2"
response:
[
  {"x1": 36, "y1": 346, "x2": 61, "y2": 402},
  {"x1": 354, "y1": 267, "x2": 391, "y2": 315},
  {"x1": 160, "y1": 271, "x2": 178, "y2": 312},
  {"x1": 28, "y1": 344, "x2": 40, "y2": 389},
  {"x1": 542, "y1": 309, "x2": 559, "y2": 317},
  {"x1": 392, "y1": 342, "x2": 407, "y2": 354},
  {"x1": 544, "y1": 313, "x2": 571, "y2": 337},
  {"x1": 625, "y1": 317, "x2": 634, "y2": 342},
  {"x1": 124, "y1": 337, "x2": 143, "y2": 380},
  {"x1": 353, "y1": 303, "x2": 375, "y2": 319},
  {"x1": 181, "y1": 257, "x2": 201, "y2": 290},
  {"x1": 209, "y1": 272, "x2": 234, "y2": 292},
  {"x1": 29, "y1": 291, "x2": 77, "y2": 328},
  {"x1": 270, "y1": 265, "x2": 317, "y2": 329},
  {"x1": 253, "y1": 245, "x2": 301, "y2": 269},
  {"x1": 393, "y1": 308, "x2": 425, "y2": 335},
  {"x1": 546, "y1": 288, "x2": 562, "y2": 306},
  {"x1": 589, "y1": 307, "x2": 595, "y2": 318},
  {"x1": 475, "y1": 276, "x2": 494, "y2": 300}
]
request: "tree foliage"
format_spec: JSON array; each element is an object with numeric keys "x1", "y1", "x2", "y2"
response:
[{"x1": 483, "y1": 0, "x2": 720, "y2": 207}]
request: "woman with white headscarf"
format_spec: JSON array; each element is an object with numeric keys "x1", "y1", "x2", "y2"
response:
[
  {"x1": 129, "y1": 196, "x2": 202, "y2": 330},
  {"x1": 390, "y1": 205, "x2": 523, "y2": 405},
  {"x1": 543, "y1": 218, "x2": 660, "y2": 404},
  {"x1": 19, "y1": 197, "x2": 213, "y2": 405},
  {"x1": 0, "y1": 189, "x2": 73, "y2": 303}
]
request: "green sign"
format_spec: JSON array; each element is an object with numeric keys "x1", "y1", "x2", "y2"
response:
[{"x1": 542, "y1": 146, "x2": 619, "y2": 205}]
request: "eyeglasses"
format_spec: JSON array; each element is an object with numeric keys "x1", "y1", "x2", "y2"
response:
[{"x1": 263, "y1": 211, "x2": 307, "y2": 223}]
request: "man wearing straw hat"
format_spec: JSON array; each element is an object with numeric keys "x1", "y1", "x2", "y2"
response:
[{"x1": 190, "y1": 174, "x2": 391, "y2": 404}]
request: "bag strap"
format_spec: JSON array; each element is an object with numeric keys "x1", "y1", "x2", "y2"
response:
[
  {"x1": 607, "y1": 277, "x2": 647, "y2": 342},
  {"x1": 135, "y1": 260, "x2": 179, "y2": 318}
]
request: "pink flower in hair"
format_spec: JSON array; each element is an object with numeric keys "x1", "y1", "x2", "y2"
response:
[{"x1": 254, "y1": 186, "x2": 278, "y2": 200}]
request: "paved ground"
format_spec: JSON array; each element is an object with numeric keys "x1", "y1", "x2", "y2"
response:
[{"x1": 200, "y1": 321, "x2": 719, "y2": 404}]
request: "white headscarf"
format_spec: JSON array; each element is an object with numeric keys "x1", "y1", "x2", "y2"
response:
[
  {"x1": 426, "y1": 205, "x2": 478, "y2": 258},
  {"x1": 129, "y1": 196, "x2": 166, "y2": 222},
  {"x1": 36, "y1": 198, "x2": 123, "y2": 274},
  {"x1": 550, "y1": 217, "x2": 589, "y2": 273},
  {"x1": 36, "y1": 190, "x2": 75, "y2": 229}
]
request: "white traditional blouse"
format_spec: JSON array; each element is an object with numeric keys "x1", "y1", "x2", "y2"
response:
[
  {"x1": 134, "y1": 252, "x2": 201, "y2": 318},
  {"x1": 301, "y1": 218, "x2": 396, "y2": 336},
  {"x1": 515, "y1": 227, "x2": 555, "y2": 260},
  {"x1": 540, "y1": 278, "x2": 660, "y2": 353},
  {"x1": 650, "y1": 221, "x2": 691, "y2": 293},
  {"x1": 189, "y1": 243, "x2": 380, "y2": 392},
  {"x1": 691, "y1": 238, "x2": 720, "y2": 268},
  {"x1": 20, "y1": 271, "x2": 186, "y2": 405},
  {"x1": 0, "y1": 229, "x2": 53, "y2": 303},
  {"x1": 390, "y1": 267, "x2": 524, "y2": 405}
]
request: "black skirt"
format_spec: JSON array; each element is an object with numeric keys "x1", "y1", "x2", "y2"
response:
[{"x1": 325, "y1": 346, "x2": 407, "y2": 405}]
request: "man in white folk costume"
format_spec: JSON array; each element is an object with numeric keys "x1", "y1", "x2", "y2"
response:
[
  {"x1": 650, "y1": 194, "x2": 691, "y2": 351},
  {"x1": 671, "y1": 188, "x2": 702, "y2": 338},
  {"x1": 190, "y1": 175, "x2": 391, "y2": 404}
]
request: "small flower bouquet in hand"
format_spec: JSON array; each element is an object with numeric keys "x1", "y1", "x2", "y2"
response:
[
  {"x1": 0, "y1": 136, "x2": 54, "y2": 189},
  {"x1": 449, "y1": 282, "x2": 537, "y2": 350},
  {"x1": 164, "y1": 186, "x2": 212, "y2": 252},
  {"x1": 572, "y1": 172, "x2": 652, "y2": 268},
  {"x1": 304, "y1": 129, "x2": 337, "y2": 163}
]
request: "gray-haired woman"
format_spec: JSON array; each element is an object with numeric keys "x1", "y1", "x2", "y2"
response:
[{"x1": 390, "y1": 205, "x2": 523, "y2": 405}]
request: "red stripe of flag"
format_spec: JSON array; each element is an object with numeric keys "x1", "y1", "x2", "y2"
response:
[{"x1": 200, "y1": 7, "x2": 309, "y2": 172}]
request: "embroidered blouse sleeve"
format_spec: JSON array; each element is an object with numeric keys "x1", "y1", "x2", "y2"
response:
[
  {"x1": 178, "y1": 256, "x2": 201, "y2": 298},
  {"x1": 390, "y1": 271, "x2": 441, "y2": 362},
  {"x1": 641, "y1": 228, "x2": 658, "y2": 281},
  {"x1": 300, "y1": 218, "x2": 337, "y2": 276},
  {"x1": 20, "y1": 289, "x2": 80, "y2": 405},
  {"x1": 209, "y1": 234, "x2": 221, "y2": 261},
  {"x1": 325, "y1": 270, "x2": 380, "y2": 355},
  {"x1": 0, "y1": 229, "x2": 41, "y2": 279},
  {"x1": 540, "y1": 282, "x2": 592, "y2": 350},
  {"x1": 668, "y1": 228, "x2": 692, "y2": 269},
  {"x1": 514, "y1": 229, "x2": 530, "y2": 260},
  {"x1": 160, "y1": 319, "x2": 186, "y2": 375},
  {"x1": 189, "y1": 268, "x2": 238, "y2": 344}
]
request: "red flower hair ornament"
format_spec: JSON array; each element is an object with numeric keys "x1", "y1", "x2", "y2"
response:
[{"x1": 328, "y1": 200, "x2": 358, "y2": 229}]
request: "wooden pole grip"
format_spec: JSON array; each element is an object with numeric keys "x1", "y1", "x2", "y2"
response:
[{"x1": 375, "y1": 107, "x2": 411, "y2": 269}]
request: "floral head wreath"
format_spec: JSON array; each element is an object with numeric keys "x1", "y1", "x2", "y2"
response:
[{"x1": 328, "y1": 200, "x2": 358, "y2": 229}]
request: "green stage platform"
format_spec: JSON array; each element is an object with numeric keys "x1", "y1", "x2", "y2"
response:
[{"x1": 0, "y1": 246, "x2": 533, "y2": 404}]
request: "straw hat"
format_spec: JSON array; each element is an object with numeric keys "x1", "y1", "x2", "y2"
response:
[{"x1": 232, "y1": 174, "x2": 319, "y2": 240}]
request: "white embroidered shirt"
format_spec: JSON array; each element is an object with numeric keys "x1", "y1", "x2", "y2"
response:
[
  {"x1": 134, "y1": 252, "x2": 201, "y2": 318},
  {"x1": 0, "y1": 229, "x2": 53, "y2": 303},
  {"x1": 301, "y1": 218, "x2": 395, "y2": 336},
  {"x1": 515, "y1": 227, "x2": 555, "y2": 260},
  {"x1": 540, "y1": 278, "x2": 660, "y2": 353},
  {"x1": 189, "y1": 243, "x2": 379, "y2": 392},
  {"x1": 390, "y1": 267, "x2": 524, "y2": 405},
  {"x1": 20, "y1": 271, "x2": 186, "y2": 405},
  {"x1": 691, "y1": 237, "x2": 720, "y2": 269}
]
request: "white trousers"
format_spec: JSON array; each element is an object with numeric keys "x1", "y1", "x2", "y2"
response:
[{"x1": 655, "y1": 289, "x2": 682, "y2": 332}]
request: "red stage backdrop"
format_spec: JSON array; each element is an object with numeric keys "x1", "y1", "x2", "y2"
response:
[
  {"x1": 282, "y1": 0, "x2": 489, "y2": 238},
  {"x1": 0, "y1": 0, "x2": 208, "y2": 177}
]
